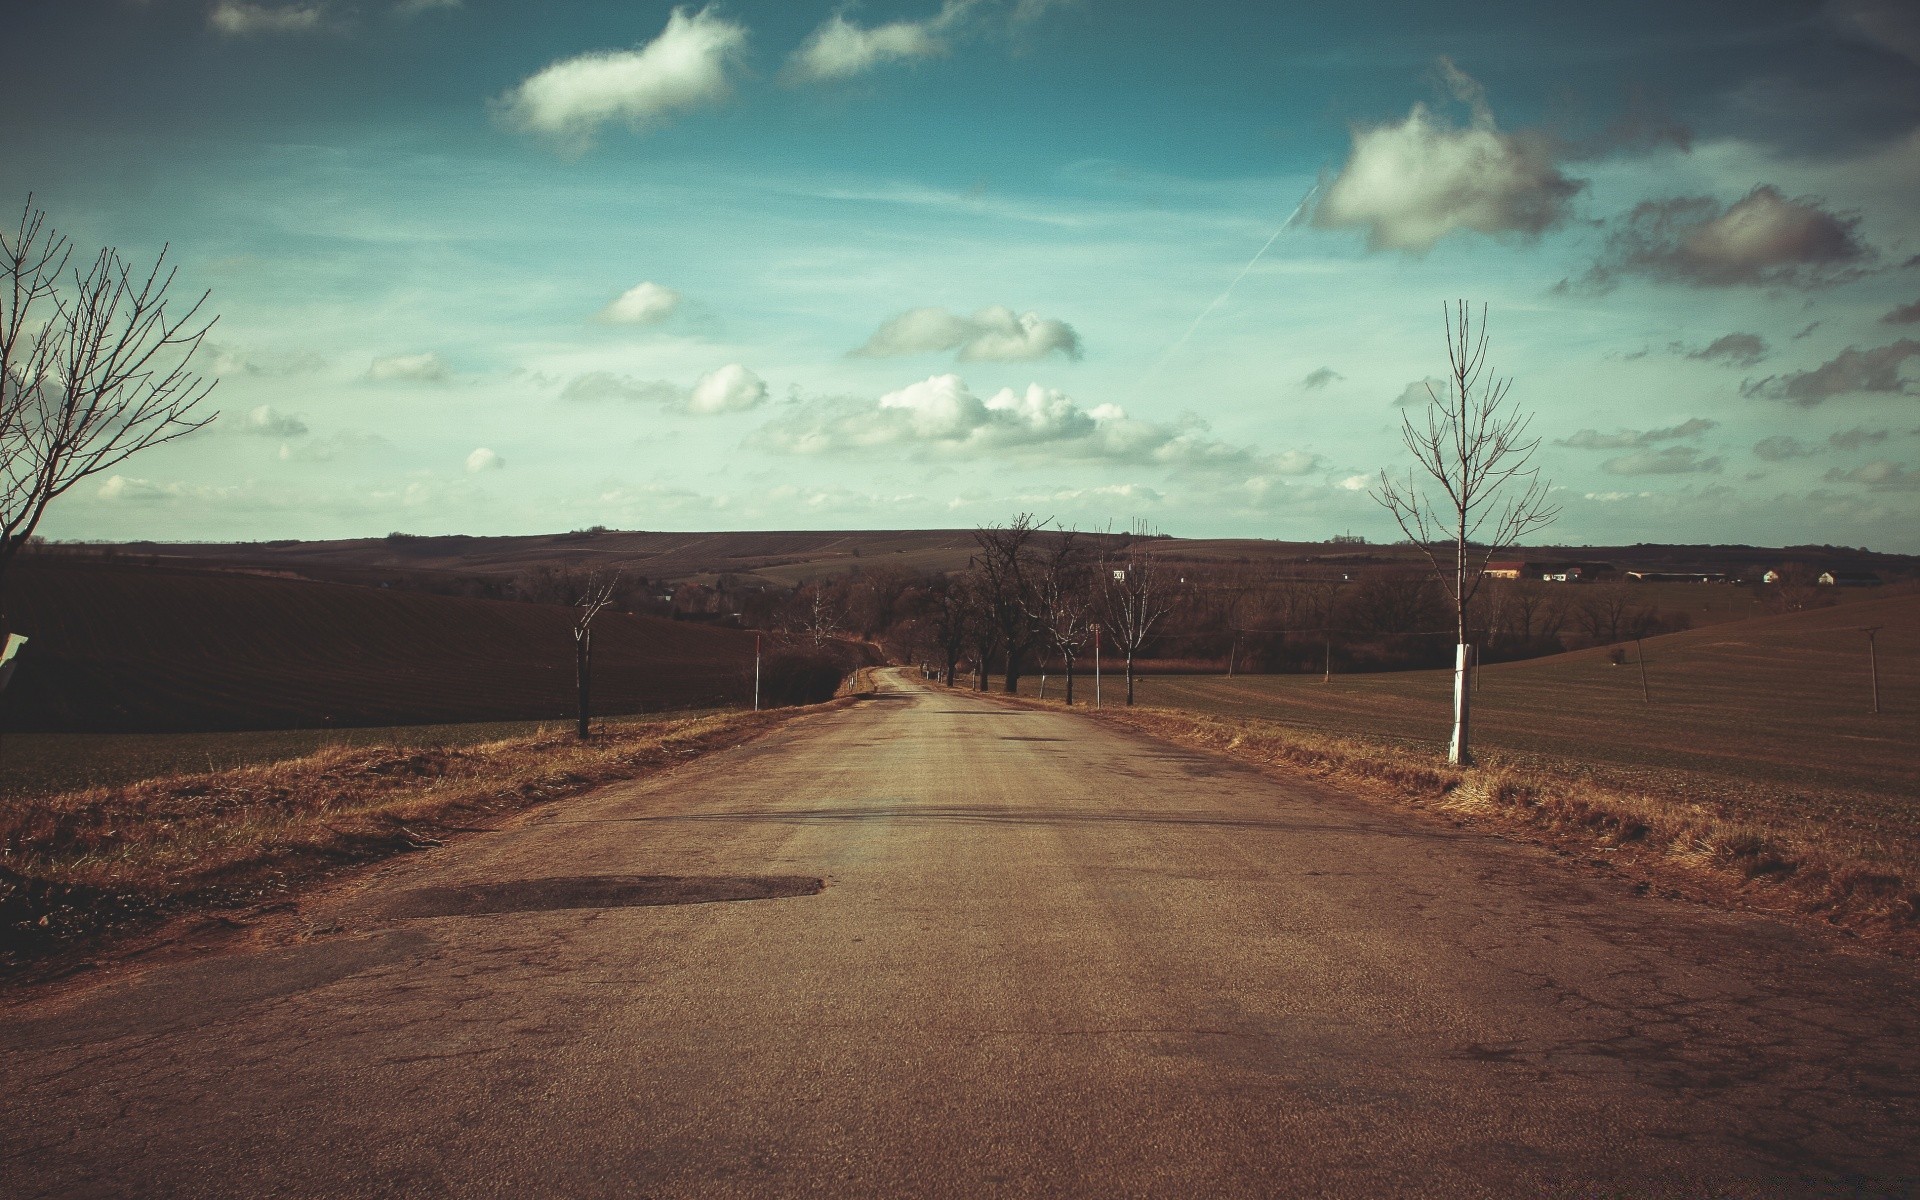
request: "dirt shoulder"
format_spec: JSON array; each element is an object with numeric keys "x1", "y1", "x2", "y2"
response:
[{"x1": 1, "y1": 702, "x2": 841, "y2": 984}]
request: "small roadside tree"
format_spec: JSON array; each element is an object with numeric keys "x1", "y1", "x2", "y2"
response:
[
  {"x1": 1373, "y1": 302, "x2": 1556, "y2": 765},
  {"x1": 1, "y1": 198, "x2": 219, "y2": 633},
  {"x1": 1029, "y1": 527, "x2": 1095, "y2": 704},
  {"x1": 573, "y1": 572, "x2": 619, "y2": 739},
  {"x1": 1100, "y1": 553, "x2": 1180, "y2": 705},
  {"x1": 973, "y1": 514, "x2": 1048, "y2": 694}
]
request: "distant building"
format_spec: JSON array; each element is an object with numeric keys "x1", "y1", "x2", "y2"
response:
[
  {"x1": 1486, "y1": 560, "x2": 1587, "y2": 582},
  {"x1": 1818, "y1": 570, "x2": 1880, "y2": 586},
  {"x1": 1762, "y1": 569, "x2": 1783, "y2": 584},
  {"x1": 1329, "y1": 533, "x2": 1366, "y2": 545},
  {"x1": 1485, "y1": 560, "x2": 1525, "y2": 579}
]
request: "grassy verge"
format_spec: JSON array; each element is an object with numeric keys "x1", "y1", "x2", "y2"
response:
[
  {"x1": 986, "y1": 683, "x2": 1919, "y2": 950},
  {"x1": 0, "y1": 710, "x2": 732, "y2": 799},
  {"x1": 0, "y1": 705, "x2": 814, "y2": 972}
]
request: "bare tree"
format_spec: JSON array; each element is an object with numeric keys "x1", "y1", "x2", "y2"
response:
[
  {"x1": 925, "y1": 575, "x2": 973, "y2": 687},
  {"x1": 1373, "y1": 301, "x2": 1556, "y2": 765},
  {"x1": 1100, "y1": 553, "x2": 1180, "y2": 705},
  {"x1": 574, "y1": 572, "x2": 619, "y2": 739},
  {"x1": 1029, "y1": 528, "x2": 1096, "y2": 704},
  {"x1": 1, "y1": 199, "x2": 219, "y2": 630},
  {"x1": 973, "y1": 514, "x2": 1049, "y2": 694}
]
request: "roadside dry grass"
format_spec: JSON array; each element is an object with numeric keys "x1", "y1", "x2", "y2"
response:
[
  {"x1": 1071, "y1": 701, "x2": 1920, "y2": 951},
  {"x1": 0, "y1": 706, "x2": 813, "y2": 972}
]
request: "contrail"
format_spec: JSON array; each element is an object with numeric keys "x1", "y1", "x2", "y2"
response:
[{"x1": 1130, "y1": 179, "x2": 1321, "y2": 395}]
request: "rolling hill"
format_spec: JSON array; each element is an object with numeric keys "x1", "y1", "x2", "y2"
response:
[{"x1": 0, "y1": 560, "x2": 761, "y2": 733}]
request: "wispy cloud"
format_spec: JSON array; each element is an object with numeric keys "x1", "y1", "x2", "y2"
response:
[
  {"x1": 367, "y1": 351, "x2": 450, "y2": 383},
  {"x1": 209, "y1": 2, "x2": 325, "y2": 36},
  {"x1": 1571, "y1": 186, "x2": 1871, "y2": 291},
  {"x1": 784, "y1": 4, "x2": 964, "y2": 84},
  {"x1": 1557, "y1": 418, "x2": 1717, "y2": 450},
  {"x1": 1742, "y1": 340, "x2": 1920, "y2": 405},
  {"x1": 597, "y1": 281, "x2": 681, "y2": 325},
  {"x1": 1601, "y1": 446, "x2": 1723, "y2": 475}
]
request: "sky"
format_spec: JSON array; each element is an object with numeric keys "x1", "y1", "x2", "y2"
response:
[{"x1": 6, "y1": 0, "x2": 1920, "y2": 550}]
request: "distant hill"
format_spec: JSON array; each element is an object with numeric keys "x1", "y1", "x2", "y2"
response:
[
  {"x1": 41, "y1": 528, "x2": 1920, "y2": 591},
  {"x1": 1, "y1": 560, "x2": 760, "y2": 733}
]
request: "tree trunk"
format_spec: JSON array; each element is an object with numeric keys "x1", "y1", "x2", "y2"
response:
[
  {"x1": 1002, "y1": 646, "x2": 1021, "y2": 694},
  {"x1": 1125, "y1": 650, "x2": 1136, "y2": 706},
  {"x1": 1448, "y1": 642, "x2": 1473, "y2": 765},
  {"x1": 1063, "y1": 655, "x2": 1075, "y2": 705},
  {"x1": 575, "y1": 630, "x2": 592, "y2": 740},
  {"x1": 943, "y1": 650, "x2": 957, "y2": 688}
]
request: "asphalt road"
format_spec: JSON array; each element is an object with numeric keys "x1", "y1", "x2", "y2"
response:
[{"x1": 5, "y1": 669, "x2": 1919, "y2": 1198}]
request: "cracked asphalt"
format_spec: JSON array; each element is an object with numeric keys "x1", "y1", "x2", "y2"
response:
[{"x1": 3, "y1": 668, "x2": 1918, "y2": 1197}]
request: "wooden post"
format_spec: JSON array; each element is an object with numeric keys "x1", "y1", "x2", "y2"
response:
[
  {"x1": 1636, "y1": 638, "x2": 1649, "y2": 704},
  {"x1": 575, "y1": 627, "x2": 592, "y2": 739},
  {"x1": 753, "y1": 633, "x2": 761, "y2": 712},
  {"x1": 1227, "y1": 632, "x2": 1238, "y2": 678},
  {"x1": 1322, "y1": 634, "x2": 1332, "y2": 684}
]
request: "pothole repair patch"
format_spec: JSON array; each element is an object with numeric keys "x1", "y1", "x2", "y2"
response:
[{"x1": 385, "y1": 875, "x2": 825, "y2": 919}]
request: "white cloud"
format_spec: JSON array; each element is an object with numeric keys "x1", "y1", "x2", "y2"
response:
[
  {"x1": 209, "y1": 2, "x2": 325, "y2": 35},
  {"x1": 497, "y1": 7, "x2": 747, "y2": 148},
  {"x1": 688, "y1": 364, "x2": 768, "y2": 414},
  {"x1": 783, "y1": 7, "x2": 958, "y2": 84},
  {"x1": 852, "y1": 305, "x2": 1082, "y2": 361},
  {"x1": 97, "y1": 475, "x2": 240, "y2": 503},
  {"x1": 367, "y1": 352, "x2": 450, "y2": 383},
  {"x1": 753, "y1": 374, "x2": 1305, "y2": 481},
  {"x1": 244, "y1": 405, "x2": 308, "y2": 437},
  {"x1": 598, "y1": 281, "x2": 680, "y2": 325},
  {"x1": 1337, "y1": 474, "x2": 1371, "y2": 491},
  {"x1": 203, "y1": 342, "x2": 326, "y2": 377},
  {"x1": 1824, "y1": 459, "x2": 1920, "y2": 490},
  {"x1": 1313, "y1": 59, "x2": 1582, "y2": 252},
  {"x1": 560, "y1": 372, "x2": 684, "y2": 404},
  {"x1": 465, "y1": 447, "x2": 505, "y2": 472}
]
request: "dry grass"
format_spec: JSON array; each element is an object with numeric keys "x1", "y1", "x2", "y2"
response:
[
  {"x1": 0, "y1": 706, "x2": 812, "y2": 970},
  {"x1": 1094, "y1": 704, "x2": 1920, "y2": 949}
]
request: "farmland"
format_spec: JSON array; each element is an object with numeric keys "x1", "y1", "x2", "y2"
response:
[
  {"x1": 1, "y1": 559, "x2": 758, "y2": 734},
  {"x1": 1010, "y1": 590, "x2": 1918, "y2": 872}
]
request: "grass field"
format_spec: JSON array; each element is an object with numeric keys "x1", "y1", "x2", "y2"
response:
[
  {"x1": 2, "y1": 560, "x2": 758, "y2": 733},
  {"x1": 0, "y1": 710, "x2": 723, "y2": 799},
  {"x1": 1012, "y1": 591, "x2": 1918, "y2": 864}
]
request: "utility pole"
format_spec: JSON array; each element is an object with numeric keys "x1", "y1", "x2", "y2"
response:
[
  {"x1": 1322, "y1": 633, "x2": 1332, "y2": 684},
  {"x1": 753, "y1": 633, "x2": 761, "y2": 712},
  {"x1": 1636, "y1": 637, "x2": 1649, "y2": 704},
  {"x1": 1863, "y1": 626, "x2": 1882, "y2": 715}
]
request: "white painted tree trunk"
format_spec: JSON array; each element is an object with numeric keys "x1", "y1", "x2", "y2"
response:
[{"x1": 1448, "y1": 642, "x2": 1474, "y2": 765}]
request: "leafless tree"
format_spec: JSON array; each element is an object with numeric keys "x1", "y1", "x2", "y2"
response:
[
  {"x1": 1029, "y1": 528, "x2": 1096, "y2": 704},
  {"x1": 972, "y1": 513, "x2": 1049, "y2": 694},
  {"x1": 1, "y1": 199, "x2": 219, "y2": 630},
  {"x1": 1100, "y1": 553, "x2": 1180, "y2": 705},
  {"x1": 1373, "y1": 302, "x2": 1557, "y2": 764},
  {"x1": 803, "y1": 585, "x2": 841, "y2": 647},
  {"x1": 574, "y1": 572, "x2": 619, "y2": 739},
  {"x1": 925, "y1": 574, "x2": 973, "y2": 687}
]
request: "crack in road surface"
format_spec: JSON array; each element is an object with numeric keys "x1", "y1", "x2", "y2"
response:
[{"x1": 2, "y1": 667, "x2": 1917, "y2": 1198}]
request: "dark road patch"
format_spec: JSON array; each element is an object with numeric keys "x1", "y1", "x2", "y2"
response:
[
  {"x1": 386, "y1": 875, "x2": 825, "y2": 919},
  {"x1": 1001, "y1": 736, "x2": 1064, "y2": 742}
]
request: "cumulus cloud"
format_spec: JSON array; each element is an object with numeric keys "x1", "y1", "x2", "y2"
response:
[
  {"x1": 1556, "y1": 418, "x2": 1717, "y2": 450},
  {"x1": 560, "y1": 365, "x2": 764, "y2": 413},
  {"x1": 496, "y1": 7, "x2": 746, "y2": 148},
  {"x1": 465, "y1": 447, "x2": 505, "y2": 472},
  {"x1": 1824, "y1": 459, "x2": 1919, "y2": 490},
  {"x1": 243, "y1": 405, "x2": 308, "y2": 438},
  {"x1": 1678, "y1": 333, "x2": 1768, "y2": 367},
  {"x1": 1602, "y1": 446, "x2": 1723, "y2": 475},
  {"x1": 1303, "y1": 367, "x2": 1343, "y2": 389},
  {"x1": 367, "y1": 352, "x2": 450, "y2": 383},
  {"x1": 784, "y1": 5, "x2": 962, "y2": 84},
  {"x1": 1883, "y1": 297, "x2": 1920, "y2": 324},
  {"x1": 1574, "y1": 186, "x2": 1871, "y2": 291},
  {"x1": 851, "y1": 305, "x2": 1082, "y2": 361},
  {"x1": 1753, "y1": 435, "x2": 1819, "y2": 461},
  {"x1": 1313, "y1": 59, "x2": 1583, "y2": 253},
  {"x1": 96, "y1": 475, "x2": 240, "y2": 503},
  {"x1": 751, "y1": 374, "x2": 1304, "y2": 481},
  {"x1": 1391, "y1": 378, "x2": 1446, "y2": 407},
  {"x1": 688, "y1": 364, "x2": 768, "y2": 414},
  {"x1": 598, "y1": 281, "x2": 680, "y2": 325},
  {"x1": 1830, "y1": 426, "x2": 1890, "y2": 451},
  {"x1": 209, "y1": 2, "x2": 324, "y2": 35},
  {"x1": 1741, "y1": 339, "x2": 1920, "y2": 405}
]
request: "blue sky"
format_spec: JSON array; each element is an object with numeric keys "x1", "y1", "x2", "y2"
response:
[{"x1": 8, "y1": 0, "x2": 1920, "y2": 548}]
